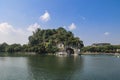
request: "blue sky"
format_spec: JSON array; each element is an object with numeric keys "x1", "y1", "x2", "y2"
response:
[{"x1": 0, "y1": 0, "x2": 120, "y2": 46}]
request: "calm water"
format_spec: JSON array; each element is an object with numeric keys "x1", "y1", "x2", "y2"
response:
[{"x1": 0, "y1": 54, "x2": 120, "y2": 80}]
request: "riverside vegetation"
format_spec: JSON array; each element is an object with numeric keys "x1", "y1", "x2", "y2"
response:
[
  {"x1": 81, "y1": 45, "x2": 120, "y2": 53},
  {"x1": 0, "y1": 27, "x2": 84, "y2": 54}
]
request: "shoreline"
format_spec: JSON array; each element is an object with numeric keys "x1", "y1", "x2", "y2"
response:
[
  {"x1": 81, "y1": 52, "x2": 120, "y2": 55},
  {"x1": 0, "y1": 52, "x2": 120, "y2": 56}
]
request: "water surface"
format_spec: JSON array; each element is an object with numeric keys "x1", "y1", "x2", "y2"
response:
[{"x1": 0, "y1": 54, "x2": 120, "y2": 80}]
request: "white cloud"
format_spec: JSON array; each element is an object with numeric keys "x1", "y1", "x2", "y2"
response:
[
  {"x1": 0, "y1": 22, "x2": 24, "y2": 35},
  {"x1": 0, "y1": 22, "x2": 41, "y2": 44},
  {"x1": 68, "y1": 23, "x2": 76, "y2": 30},
  {"x1": 104, "y1": 32, "x2": 110, "y2": 36},
  {"x1": 0, "y1": 23, "x2": 15, "y2": 34},
  {"x1": 27, "y1": 23, "x2": 41, "y2": 32},
  {"x1": 40, "y1": 11, "x2": 50, "y2": 22}
]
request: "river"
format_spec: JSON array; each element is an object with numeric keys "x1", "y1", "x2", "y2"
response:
[{"x1": 0, "y1": 54, "x2": 120, "y2": 80}]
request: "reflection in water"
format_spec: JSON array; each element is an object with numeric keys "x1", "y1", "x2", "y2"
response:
[
  {"x1": 0, "y1": 54, "x2": 120, "y2": 80},
  {"x1": 0, "y1": 57, "x2": 30, "y2": 80},
  {"x1": 27, "y1": 55, "x2": 84, "y2": 80}
]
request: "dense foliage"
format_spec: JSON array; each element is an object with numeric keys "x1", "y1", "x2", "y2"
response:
[
  {"x1": 0, "y1": 27, "x2": 84, "y2": 54},
  {"x1": 81, "y1": 45, "x2": 120, "y2": 53},
  {"x1": 28, "y1": 27, "x2": 84, "y2": 54},
  {"x1": 0, "y1": 42, "x2": 22, "y2": 52}
]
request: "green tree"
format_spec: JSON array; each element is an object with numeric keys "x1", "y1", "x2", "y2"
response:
[{"x1": 0, "y1": 42, "x2": 9, "y2": 52}]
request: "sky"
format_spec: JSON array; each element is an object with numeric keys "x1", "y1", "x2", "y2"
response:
[{"x1": 0, "y1": 0, "x2": 120, "y2": 46}]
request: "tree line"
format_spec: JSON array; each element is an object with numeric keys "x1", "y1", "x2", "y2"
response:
[
  {"x1": 0, "y1": 27, "x2": 84, "y2": 54},
  {"x1": 81, "y1": 45, "x2": 120, "y2": 53}
]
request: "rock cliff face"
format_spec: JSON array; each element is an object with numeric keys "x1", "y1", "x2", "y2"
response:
[{"x1": 57, "y1": 43, "x2": 80, "y2": 55}]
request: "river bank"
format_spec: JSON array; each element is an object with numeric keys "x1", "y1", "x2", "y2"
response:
[
  {"x1": 81, "y1": 52, "x2": 120, "y2": 55},
  {"x1": 0, "y1": 51, "x2": 120, "y2": 57}
]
